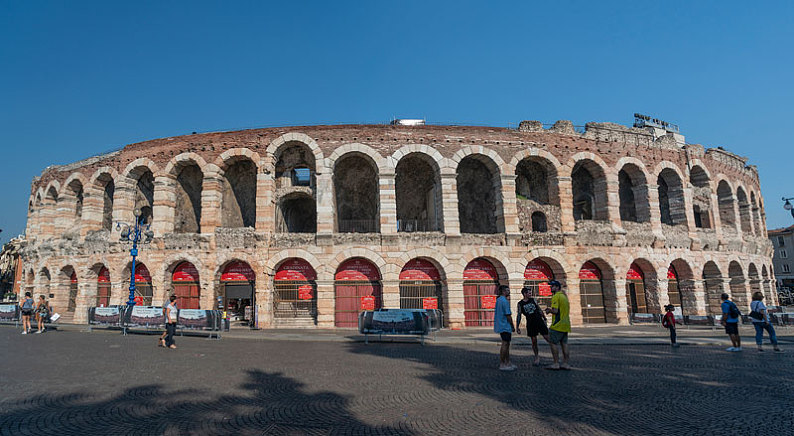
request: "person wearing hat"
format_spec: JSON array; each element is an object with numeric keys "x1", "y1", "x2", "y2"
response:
[
  {"x1": 544, "y1": 280, "x2": 571, "y2": 370},
  {"x1": 662, "y1": 304, "x2": 679, "y2": 347},
  {"x1": 515, "y1": 286, "x2": 551, "y2": 366}
]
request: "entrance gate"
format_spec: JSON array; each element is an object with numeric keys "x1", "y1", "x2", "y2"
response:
[
  {"x1": 173, "y1": 262, "x2": 201, "y2": 309},
  {"x1": 334, "y1": 258, "x2": 381, "y2": 328},
  {"x1": 463, "y1": 258, "x2": 499, "y2": 327},
  {"x1": 97, "y1": 267, "x2": 110, "y2": 307},
  {"x1": 68, "y1": 272, "x2": 78, "y2": 312},
  {"x1": 133, "y1": 263, "x2": 153, "y2": 306},
  {"x1": 273, "y1": 259, "x2": 317, "y2": 322},
  {"x1": 524, "y1": 259, "x2": 554, "y2": 309},
  {"x1": 399, "y1": 259, "x2": 442, "y2": 311},
  {"x1": 667, "y1": 265, "x2": 682, "y2": 313},
  {"x1": 626, "y1": 263, "x2": 648, "y2": 315},
  {"x1": 221, "y1": 261, "x2": 256, "y2": 328},
  {"x1": 580, "y1": 262, "x2": 606, "y2": 324}
]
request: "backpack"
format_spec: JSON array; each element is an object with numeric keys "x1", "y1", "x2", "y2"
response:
[
  {"x1": 728, "y1": 301, "x2": 740, "y2": 319},
  {"x1": 22, "y1": 298, "x2": 33, "y2": 310}
]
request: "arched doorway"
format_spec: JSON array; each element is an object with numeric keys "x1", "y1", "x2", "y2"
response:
[
  {"x1": 580, "y1": 261, "x2": 606, "y2": 324},
  {"x1": 524, "y1": 259, "x2": 554, "y2": 308},
  {"x1": 463, "y1": 258, "x2": 500, "y2": 327},
  {"x1": 220, "y1": 261, "x2": 256, "y2": 328},
  {"x1": 68, "y1": 271, "x2": 78, "y2": 312},
  {"x1": 667, "y1": 265, "x2": 682, "y2": 314},
  {"x1": 625, "y1": 262, "x2": 649, "y2": 315},
  {"x1": 97, "y1": 267, "x2": 111, "y2": 307},
  {"x1": 334, "y1": 258, "x2": 381, "y2": 328},
  {"x1": 399, "y1": 259, "x2": 443, "y2": 312},
  {"x1": 274, "y1": 258, "x2": 317, "y2": 323},
  {"x1": 172, "y1": 262, "x2": 201, "y2": 309}
]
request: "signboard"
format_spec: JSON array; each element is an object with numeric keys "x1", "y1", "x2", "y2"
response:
[
  {"x1": 275, "y1": 258, "x2": 317, "y2": 281},
  {"x1": 177, "y1": 309, "x2": 217, "y2": 330},
  {"x1": 124, "y1": 306, "x2": 165, "y2": 327},
  {"x1": 134, "y1": 264, "x2": 152, "y2": 283},
  {"x1": 538, "y1": 282, "x2": 552, "y2": 296},
  {"x1": 298, "y1": 285, "x2": 314, "y2": 300},
  {"x1": 524, "y1": 259, "x2": 552, "y2": 281},
  {"x1": 221, "y1": 261, "x2": 255, "y2": 282},
  {"x1": 359, "y1": 309, "x2": 426, "y2": 334},
  {"x1": 579, "y1": 262, "x2": 602, "y2": 280},
  {"x1": 70, "y1": 271, "x2": 78, "y2": 284},
  {"x1": 134, "y1": 295, "x2": 143, "y2": 306},
  {"x1": 667, "y1": 265, "x2": 678, "y2": 280},
  {"x1": 88, "y1": 306, "x2": 122, "y2": 325},
  {"x1": 422, "y1": 297, "x2": 438, "y2": 310},
  {"x1": 399, "y1": 259, "x2": 441, "y2": 281},
  {"x1": 626, "y1": 263, "x2": 644, "y2": 281},
  {"x1": 463, "y1": 258, "x2": 499, "y2": 281},
  {"x1": 173, "y1": 262, "x2": 200, "y2": 282},
  {"x1": 360, "y1": 295, "x2": 376, "y2": 311},
  {"x1": 98, "y1": 267, "x2": 110, "y2": 283},
  {"x1": 480, "y1": 295, "x2": 496, "y2": 310},
  {"x1": 335, "y1": 258, "x2": 380, "y2": 281},
  {"x1": 0, "y1": 304, "x2": 18, "y2": 322}
]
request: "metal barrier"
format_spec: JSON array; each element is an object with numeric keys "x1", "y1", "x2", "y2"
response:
[
  {"x1": 358, "y1": 309, "x2": 443, "y2": 345},
  {"x1": 87, "y1": 306, "x2": 223, "y2": 339}
]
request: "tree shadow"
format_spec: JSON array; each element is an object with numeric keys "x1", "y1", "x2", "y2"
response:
[{"x1": 0, "y1": 369, "x2": 411, "y2": 435}]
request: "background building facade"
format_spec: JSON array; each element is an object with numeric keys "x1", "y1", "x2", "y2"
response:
[
  {"x1": 19, "y1": 120, "x2": 775, "y2": 328},
  {"x1": 768, "y1": 225, "x2": 794, "y2": 289}
]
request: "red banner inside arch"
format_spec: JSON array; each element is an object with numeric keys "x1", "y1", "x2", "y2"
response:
[
  {"x1": 524, "y1": 259, "x2": 553, "y2": 281},
  {"x1": 667, "y1": 265, "x2": 678, "y2": 280},
  {"x1": 97, "y1": 267, "x2": 110, "y2": 283},
  {"x1": 173, "y1": 262, "x2": 200, "y2": 283},
  {"x1": 221, "y1": 261, "x2": 255, "y2": 282},
  {"x1": 399, "y1": 259, "x2": 441, "y2": 281},
  {"x1": 134, "y1": 263, "x2": 152, "y2": 283},
  {"x1": 275, "y1": 258, "x2": 318, "y2": 281},
  {"x1": 626, "y1": 263, "x2": 644, "y2": 281},
  {"x1": 70, "y1": 271, "x2": 78, "y2": 284},
  {"x1": 463, "y1": 258, "x2": 499, "y2": 281},
  {"x1": 335, "y1": 258, "x2": 380, "y2": 282},
  {"x1": 579, "y1": 262, "x2": 602, "y2": 280}
]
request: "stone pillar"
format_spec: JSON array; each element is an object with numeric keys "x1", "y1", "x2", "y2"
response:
[
  {"x1": 74, "y1": 276, "x2": 95, "y2": 324},
  {"x1": 611, "y1": 278, "x2": 630, "y2": 325},
  {"x1": 647, "y1": 183, "x2": 665, "y2": 246},
  {"x1": 40, "y1": 200, "x2": 56, "y2": 239},
  {"x1": 688, "y1": 278, "x2": 707, "y2": 315},
  {"x1": 315, "y1": 172, "x2": 334, "y2": 235},
  {"x1": 440, "y1": 171, "x2": 460, "y2": 235},
  {"x1": 605, "y1": 174, "x2": 622, "y2": 228},
  {"x1": 200, "y1": 171, "x2": 224, "y2": 234},
  {"x1": 81, "y1": 191, "x2": 103, "y2": 237},
  {"x1": 558, "y1": 176, "x2": 575, "y2": 233},
  {"x1": 255, "y1": 276, "x2": 273, "y2": 328},
  {"x1": 152, "y1": 175, "x2": 175, "y2": 235},
  {"x1": 566, "y1": 278, "x2": 584, "y2": 327},
  {"x1": 445, "y1": 278, "x2": 465, "y2": 329},
  {"x1": 379, "y1": 171, "x2": 397, "y2": 235},
  {"x1": 257, "y1": 170, "x2": 275, "y2": 232},
  {"x1": 657, "y1": 277, "x2": 671, "y2": 309},
  {"x1": 316, "y1": 279, "x2": 335, "y2": 328},
  {"x1": 500, "y1": 174, "x2": 520, "y2": 235},
  {"x1": 381, "y1": 279, "x2": 400, "y2": 310}
]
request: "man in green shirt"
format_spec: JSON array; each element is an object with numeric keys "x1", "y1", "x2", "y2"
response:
[{"x1": 544, "y1": 280, "x2": 571, "y2": 370}]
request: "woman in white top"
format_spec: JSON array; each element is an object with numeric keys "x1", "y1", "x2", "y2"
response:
[
  {"x1": 750, "y1": 292, "x2": 781, "y2": 352},
  {"x1": 164, "y1": 295, "x2": 178, "y2": 349}
]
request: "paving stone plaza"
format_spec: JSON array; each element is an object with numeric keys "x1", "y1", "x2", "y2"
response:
[{"x1": 2, "y1": 326, "x2": 792, "y2": 435}]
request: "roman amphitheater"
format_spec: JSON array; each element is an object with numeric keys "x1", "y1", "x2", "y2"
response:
[{"x1": 20, "y1": 119, "x2": 775, "y2": 329}]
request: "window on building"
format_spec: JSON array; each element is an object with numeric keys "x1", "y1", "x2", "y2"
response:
[
  {"x1": 783, "y1": 264, "x2": 791, "y2": 273},
  {"x1": 781, "y1": 249, "x2": 788, "y2": 259},
  {"x1": 292, "y1": 168, "x2": 312, "y2": 187},
  {"x1": 778, "y1": 236, "x2": 785, "y2": 246}
]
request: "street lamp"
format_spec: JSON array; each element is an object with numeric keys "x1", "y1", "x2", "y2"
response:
[
  {"x1": 784, "y1": 197, "x2": 794, "y2": 220},
  {"x1": 117, "y1": 208, "x2": 154, "y2": 306}
]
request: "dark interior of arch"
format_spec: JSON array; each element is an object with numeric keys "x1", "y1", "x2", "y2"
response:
[
  {"x1": 102, "y1": 179, "x2": 115, "y2": 230},
  {"x1": 572, "y1": 163, "x2": 595, "y2": 220},
  {"x1": 736, "y1": 188, "x2": 752, "y2": 233},
  {"x1": 515, "y1": 159, "x2": 549, "y2": 204},
  {"x1": 334, "y1": 154, "x2": 379, "y2": 233},
  {"x1": 135, "y1": 171, "x2": 154, "y2": 225},
  {"x1": 531, "y1": 211, "x2": 547, "y2": 232},
  {"x1": 72, "y1": 183, "x2": 84, "y2": 219},
  {"x1": 174, "y1": 164, "x2": 203, "y2": 233},
  {"x1": 275, "y1": 143, "x2": 316, "y2": 189},
  {"x1": 279, "y1": 195, "x2": 316, "y2": 233},
  {"x1": 657, "y1": 170, "x2": 686, "y2": 226},
  {"x1": 618, "y1": 170, "x2": 637, "y2": 222},
  {"x1": 221, "y1": 160, "x2": 257, "y2": 228},
  {"x1": 457, "y1": 157, "x2": 498, "y2": 234},
  {"x1": 717, "y1": 182, "x2": 736, "y2": 228},
  {"x1": 395, "y1": 154, "x2": 440, "y2": 231}
]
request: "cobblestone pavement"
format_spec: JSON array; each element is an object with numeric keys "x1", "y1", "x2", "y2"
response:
[{"x1": 1, "y1": 327, "x2": 792, "y2": 435}]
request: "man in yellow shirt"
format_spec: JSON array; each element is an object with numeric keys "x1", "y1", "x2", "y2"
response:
[{"x1": 544, "y1": 280, "x2": 571, "y2": 370}]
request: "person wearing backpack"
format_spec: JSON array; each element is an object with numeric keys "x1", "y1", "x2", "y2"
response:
[
  {"x1": 749, "y1": 292, "x2": 781, "y2": 352},
  {"x1": 34, "y1": 295, "x2": 51, "y2": 333},
  {"x1": 661, "y1": 304, "x2": 679, "y2": 347},
  {"x1": 720, "y1": 293, "x2": 742, "y2": 352},
  {"x1": 18, "y1": 292, "x2": 34, "y2": 334}
]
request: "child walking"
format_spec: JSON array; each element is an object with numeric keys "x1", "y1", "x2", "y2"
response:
[{"x1": 662, "y1": 304, "x2": 679, "y2": 347}]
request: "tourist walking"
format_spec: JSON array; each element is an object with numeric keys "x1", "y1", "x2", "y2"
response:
[
  {"x1": 34, "y1": 295, "x2": 51, "y2": 334},
  {"x1": 19, "y1": 292, "x2": 34, "y2": 334},
  {"x1": 164, "y1": 295, "x2": 178, "y2": 349},
  {"x1": 749, "y1": 292, "x2": 781, "y2": 352},
  {"x1": 661, "y1": 304, "x2": 678, "y2": 347},
  {"x1": 544, "y1": 280, "x2": 571, "y2": 370},
  {"x1": 720, "y1": 293, "x2": 742, "y2": 352},
  {"x1": 515, "y1": 286, "x2": 551, "y2": 365},
  {"x1": 494, "y1": 285, "x2": 516, "y2": 371}
]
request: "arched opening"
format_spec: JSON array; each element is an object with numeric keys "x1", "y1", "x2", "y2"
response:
[
  {"x1": 399, "y1": 258, "x2": 443, "y2": 312},
  {"x1": 26, "y1": 269, "x2": 34, "y2": 295},
  {"x1": 690, "y1": 166, "x2": 712, "y2": 229},
  {"x1": 456, "y1": 155, "x2": 502, "y2": 234},
  {"x1": 174, "y1": 164, "x2": 203, "y2": 233},
  {"x1": 728, "y1": 261, "x2": 746, "y2": 308},
  {"x1": 124, "y1": 262, "x2": 153, "y2": 306},
  {"x1": 274, "y1": 258, "x2": 317, "y2": 323},
  {"x1": 618, "y1": 164, "x2": 650, "y2": 223},
  {"x1": 463, "y1": 258, "x2": 500, "y2": 327},
  {"x1": 67, "y1": 270, "x2": 78, "y2": 312},
  {"x1": 277, "y1": 193, "x2": 317, "y2": 233},
  {"x1": 657, "y1": 169, "x2": 686, "y2": 226},
  {"x1": 221, "y1": 159, "x2": 257, "y2": 228},
  {"x1": 670, "y1": 259, "x2": 696, "y2": 316},
  {"x1": 667, "y1": 265, "x2": 681, "y2": 314},
  {"x1": 750, "y1": 193, "x2": 760, "y2": 236},
  {"x1": 395, "y1": 153, "x2": 442, "y2": 232},
  {"x1": 524, "y1": 259, "x2": 555, "y2": 308},
  {"x1": 579, "y1": 261, "x2": 606, "y2": 324},
  {"x1": 97, "y1": 266, "x2": 111, "y2": 307},
  {"x1": 66, "y1": 179, "x2": 84, "y2": 223},
  {"x1": 515, "y1": 157, "x2": 560, "y2": 233},
  {"x1": 334, "y1": 258, "x2": 381, "y2": 328},
  {"x1": 275, "y1": 142, "x2": 316, "y2": 189},
  {"x1": 717, "y1": 181, "x2": 736, "y2": 231},
  {"x1": 625, "y1": 262, "x2": 652, "y2": 315},
  {"x1": 761, "y1": 265, "x2": 770, "y2": 298},
  {"x1": 39, "y1": 268, "x2": 51, "y2": 299},
  {"x1": 748, "y1": 263, "x2": 761, "y2": 301},
  {"x1": 100, "y1": 176, "x2": 115, "y2": 231},
  {"x1": 172, "y1": 262, "x2": 200, "y2": 309},
  {"x1": 334, "y1": 154, "x2": 379, "y2": 233},
  {"x1": 220, "y1": 261, "x2": 256, "y2": 328},
  {"x1": 531, "y1": 212, "x2": 547, "y2": 232},
  {"x1": 736, "y1": 187, "x2": 751, "y2": 234},
  {"x1": 132, "y1": 169, "x2": 154, "y2": 226},
  {"x1": 702, "y1": 261, "x2": 723, "y2": 315},
  {"x1": 572, "y1": 160, "x2": 607, "y2": 221}
]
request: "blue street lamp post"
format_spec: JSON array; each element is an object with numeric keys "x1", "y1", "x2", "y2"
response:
[
  {"x1": 117, "y1": 208, "x2": 154, "y2": 306},
  {"x1": 784, "y1": 197, "x2": 794, "y2": 220}
]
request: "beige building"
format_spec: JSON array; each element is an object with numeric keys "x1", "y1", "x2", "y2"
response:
[{"x1": 20, "y1": 120, "x2": 775, "y2": 328}]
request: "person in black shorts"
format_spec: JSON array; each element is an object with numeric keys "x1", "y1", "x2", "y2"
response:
[{"x1": 515, "y1": 286, "x2": 551, "y2": 366}]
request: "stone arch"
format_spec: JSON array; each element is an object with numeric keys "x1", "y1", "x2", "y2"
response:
[
  {"x1": 689, "y1": 164, "x2": 713, "y2": 229},
  {"x1": 265, "y1": 249, "x2": 326, "y2": 278},
  {"x1": 455, "y1": 152, "x2": 504, "y2": 234},
  {"x1": 327, "y1": 143, "x2": 387, "y2": 174},
  {"x1": 163, "y1": 152, "x2": 210, "y2": 177},
  {"x1": 122, "y1": 159, "x2": 159, "y2": 225},
  {"x1": 397, "y1": 249, "x2": 451, "y2": 280},
  {"x1": 160, "y1": 254, "x2": 205, "y2": 304},
  {"x1": 735, "y1": 185, "x2": 752, "y2": 234},
  {"x1": 121, "y1": 158, "x2": 160, "y2": 181},
  {"x1": 514, "y1": 152, "x2": 561, "y2": 233},
  {"x1": 750, "y1": 191, "x2": 761, "y2": 236},
  {"x1": 521, "y1": 249, "x2": 570, "y2": 284},
  {"x1": 508, "y1": 148, "x2": 563, "y2": 175},
  {"x1": 728, "y1": 260, "x2": 747, "y2": 308},
  {"x1": 394, "y1": 150, "x2": 444, "y2": 232},
  {"x1": 62, "y1": 174, "x2": 86, "y2": 224},
  {"x1": 215, "y1": 148, "x2": 262, "y2": 172},
  {"x1": 57, "y1": 265, "x2": 79, "y2": 313},
  {"x1": 88, "y1": 168, "x2": 118, "y2": 231},
  {"x1": 579, "y1": 257, "x2": 618, "y2": 324},
  {"x1": 44, "y1": 180, "x2": 61, "y2": 200},
  {"x1": 656, "y1": 165, "x2": 687, "y2": 226},
  {"x1": 333, "y1": 150, "x2": 380, "y2": 233},
  {"x1": 716, "y1": 179, "x2": 737, "y2": 231},
  {"x1": 568, "y1": 154, "x2": 609, "y2": 221},
  {"x1": 459, "y1": 247, "x2": 512, "y2": 283},
  {"x1": 748, "y1": 262, "x2": 761, "y2": 300},
  {"x1": 761, "y1": 264, "x2": 771, "y2": 298},
  {"x1": 390, "y1": 144, "x2": 447, "y2": 171},
  {"x1": 668, "y1": 258, "x2": 697, "y2": 315},
  {"x1": 623, "y1": 258, "x2": 660, "y2": 314},
  {"x1": 327, "y1": 248, "x2": 394, "y2": 281},
  {"x1": 616, "y1": 159, "x2": 651, "y2": 223},
  {"x1": 266, "y1": 132, "x2": 325, "y2": 173},
  {"x1": 165, "y1": 156, "x2": 205, "y2": 234},
  {"x1": 218, "y1": 154, "x2": 258, "y2": 229}
]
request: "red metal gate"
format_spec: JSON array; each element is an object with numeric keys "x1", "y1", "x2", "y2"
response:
[
  {"x1": 334, "y1": 258, "x2": 381, "y2": 328},
  {"x1": 463, "y1": 258, "x2": 499, "y2": 327}
]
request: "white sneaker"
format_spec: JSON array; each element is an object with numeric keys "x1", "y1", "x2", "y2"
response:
[
  {"x1": 733, "y1": 347, "x2": 743, "y2": 352},
  {"x1": 21, "y1": 331, "x2": 27, "y2": 335},
  {"x1": 726, "y1": 347, "x2": 735, "y2": 351}
]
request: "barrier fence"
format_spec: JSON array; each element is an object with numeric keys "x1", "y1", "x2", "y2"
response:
[
  {"x1": 358, "y1": 309, "x2": 443, "y2": 345},
  {"x1": 88, "y1": 306, "x2": 222, "y2": 338}
]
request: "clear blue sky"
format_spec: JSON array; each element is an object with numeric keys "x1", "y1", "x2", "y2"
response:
[{"x1": 2, "y1": 1, "x2": 793, "y2": 241}]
